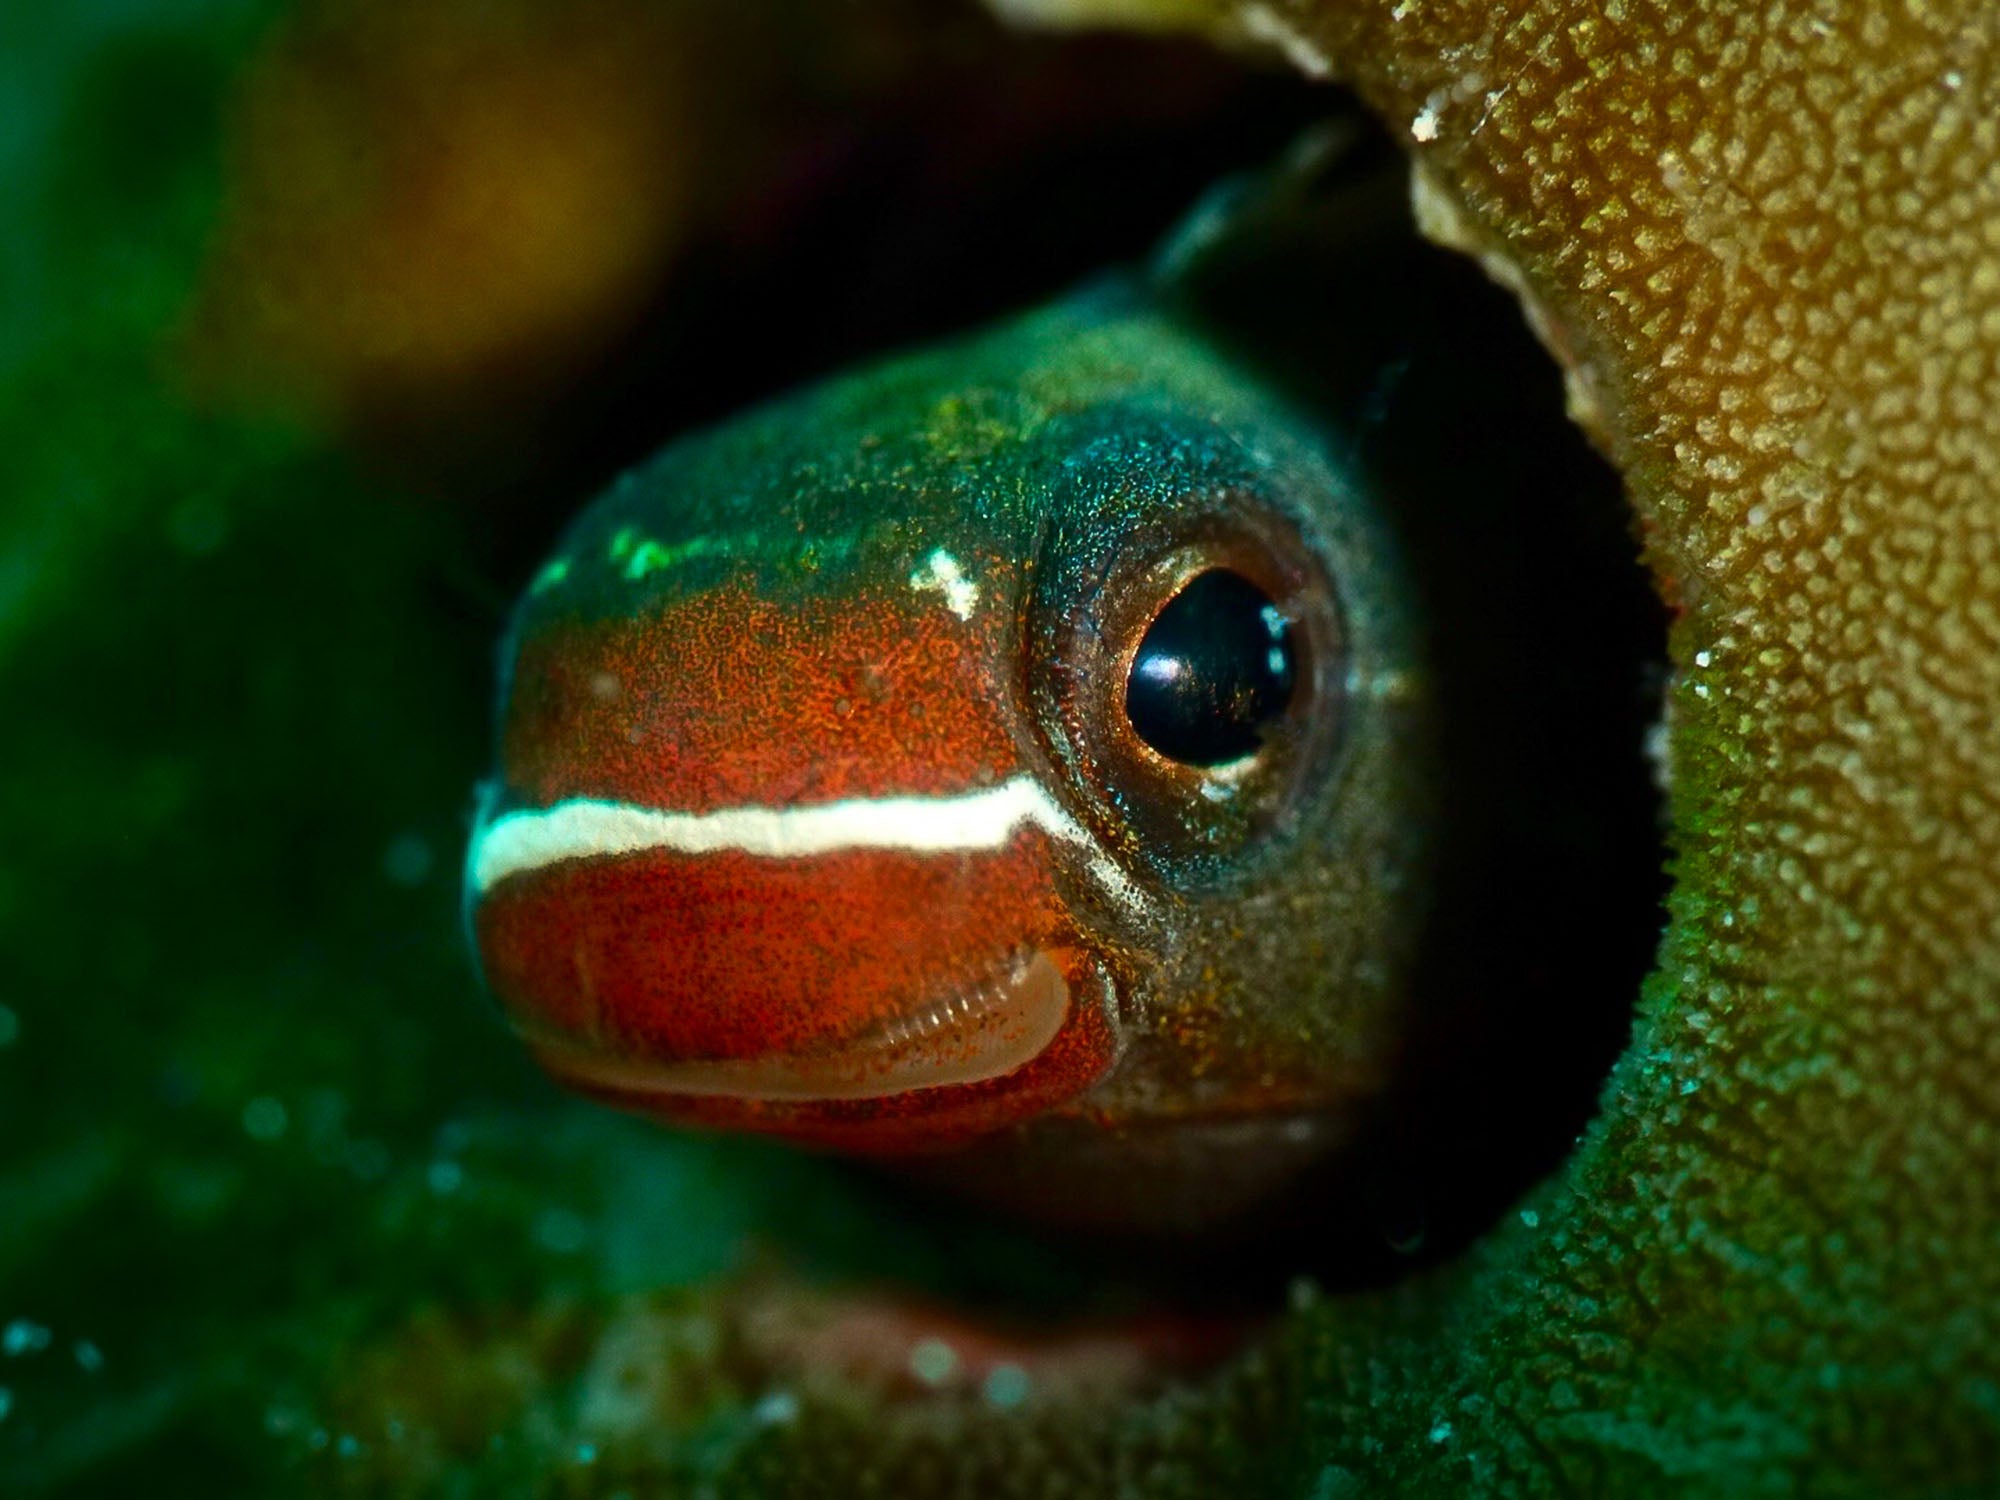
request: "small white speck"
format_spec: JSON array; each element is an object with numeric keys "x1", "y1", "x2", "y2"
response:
[
  {"x1": 1944, "y1": 70, "x2": 1964, "y2": 90},
  {"x1": 1237, "y1": 3, "x2": 1334, "y2": 76},
  {"x1": 1267, "y1": 647, "x2": 1288, "y2": 676},
  {"x1": 909, "y1": 1338, "x2": 959, "y2": 1387},
  {"x1": 982, "y1": 1363, "x2": 1032, "y2": 1409},
  {"x1": 1411, "y1": 104, "x2": 1441, "y2": 143},
  {"x1": 3, "y1": 1321, "x2": 50, "y2": 1358},
  {"x1": 1428, "y1": 1418, "x2": 1454, "y2": 1444},
  {"x1": 1694, "y1": 650, "x2": 1712, "y2": 668},
  {"x1": 910, "y1": 548, "x2": 980, "y2": 621},
  {"x1": 242, "y1": 1096, "x2": 288, "y2": 1142},
  {"x1": 1518, "y1": 1209, "x2": 1540, "y2": 1229},
  {"x1": 1643, "y1": 722, "x2": 1670, "y2": 783}
]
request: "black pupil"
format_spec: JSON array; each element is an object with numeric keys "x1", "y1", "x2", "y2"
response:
[{"x1": 1124, "y1": 568, "x2": 1297, "y2": 767}]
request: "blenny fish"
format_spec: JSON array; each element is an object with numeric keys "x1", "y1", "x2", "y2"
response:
[{"x1": 464, "y1": 141, "x2": 1652, "y2": 1232}]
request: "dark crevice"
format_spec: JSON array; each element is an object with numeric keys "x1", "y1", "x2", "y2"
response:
[
  {"x1": 805, "y1": 112, "x2": 1670, "y2": 1317},
  {"x1": 1129, "y1": 114, "x2": 1669, "y2": 1297}
]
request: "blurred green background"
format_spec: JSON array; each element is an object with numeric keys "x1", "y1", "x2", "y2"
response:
[{"x1": 0, "y1": 2, "x2": 1337, "y2": 1491}]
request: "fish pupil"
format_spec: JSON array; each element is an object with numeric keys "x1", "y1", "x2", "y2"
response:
[{"x1": 1124, "y1": 568, "x2": 1296, "y2": 767}]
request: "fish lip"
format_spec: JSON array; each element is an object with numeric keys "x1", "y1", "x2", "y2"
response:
[
  {"x1": 468, "y1": 792, "x2": 1140, "y2": 1069},
  {"x1": 531, "y1": 949, "x2": 1073, "y2": 1102},
  {"x1": 526, "y1": 949, "x2": 1122, "y2": 1149}
]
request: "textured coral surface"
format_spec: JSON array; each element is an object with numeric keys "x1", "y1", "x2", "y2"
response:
[{"x1": 995, "y1": 0, "x2": 2000, "y2": 1490}]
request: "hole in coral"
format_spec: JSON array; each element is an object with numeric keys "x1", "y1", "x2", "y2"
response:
[
  {"x1": 548, "y1": 106, "x2": 1668, "y2": 1403},
  {"x1": 420, "y1": 31, "x2": 1665, "y2": 1424},
  {"x1": 1134, "y1": 113, "x2": 1671, "y2": 1296},
  {"x1": 754, "y1": 109, "x2": 1670, "y2": 1331}
]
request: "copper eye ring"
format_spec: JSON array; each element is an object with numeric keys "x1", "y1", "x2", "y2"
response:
[{"x1": 1030, "y1": 497, "x2": 1348, "y2": 878}]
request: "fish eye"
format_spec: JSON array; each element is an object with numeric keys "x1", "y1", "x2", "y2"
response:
[
  {"x1": 1125, "y1": 567, "x2": 1298, "y2": 767},
  {"x1": 1029, "y1": 503, "x2": 1347, "y2": 876}
]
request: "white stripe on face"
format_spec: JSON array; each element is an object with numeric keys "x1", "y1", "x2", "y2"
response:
[{"x1": 468, "y1": 773, "x2": 1142, "y2": 910}]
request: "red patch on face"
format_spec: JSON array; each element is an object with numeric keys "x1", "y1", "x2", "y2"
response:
[
  {"x1": 560, "y1": 955, "x2": 1117, "y2": 1154},
  {"x1": 475, "y1": 571, "x2": 1123, "y2": 1148},
  {"x1": 475, "y1": 831, "x2": 1119, "y2": 1152},
  {"x1": 478, "y1": 831, "x2": 1061, "y2": 1060},
  {"x1": 501, "y1": 581, "x2": 1021, "y2": 813}
]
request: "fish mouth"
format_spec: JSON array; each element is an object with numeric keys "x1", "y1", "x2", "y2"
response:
[
  {"x1": 532, "y1": 949, "x2": 1077, "y2": 1102},
  {"x1": 526, "y1": 946, "x2": 1120, "y2": 1153},
  {"x1": 470, "y1": 803, "x2": 1130, "y2": 1152}
]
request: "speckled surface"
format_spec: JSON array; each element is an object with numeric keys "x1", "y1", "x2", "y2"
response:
[{"x1": 994, "y1": 0, "x2": 2000, "y2": 1491}]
